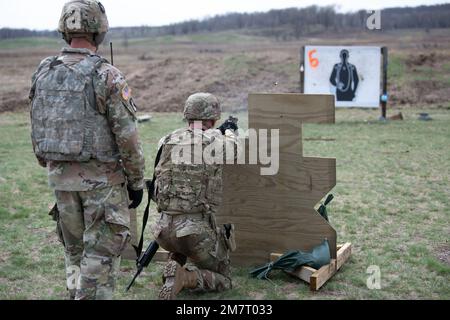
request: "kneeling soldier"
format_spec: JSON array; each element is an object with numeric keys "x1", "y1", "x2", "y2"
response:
[{"x1": 151, "y1": 93, "x2": 238, "y2": 299}]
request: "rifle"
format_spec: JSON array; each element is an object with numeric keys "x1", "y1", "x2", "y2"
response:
[
  {"x1": 126, "y1": 145, "x2": 165, "y2": 292},
  {"x1": 218, "y1": 115, "x2": 239, "y2": 135},
  {"x1": 227, "y1": 115, "x2": 238, "y2": 125},
  {"x1": 126, "y1": 240, "x2": 160, "y2": 292}
]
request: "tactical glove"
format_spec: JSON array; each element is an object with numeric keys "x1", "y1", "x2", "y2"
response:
[
  {"x1": 127, "y1": 186, "x2": 144, "y2": 209},
  {"x1": 218, "y1": 119, "x2": 238, "y2": 135}
]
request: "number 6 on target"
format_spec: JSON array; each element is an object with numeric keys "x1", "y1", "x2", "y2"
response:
[{"x1": 308, "y1": 49, "x2": 319, "y2": 68}]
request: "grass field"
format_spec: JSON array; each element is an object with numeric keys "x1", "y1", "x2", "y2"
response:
[
  {"x1": 0, "y1": 107, "x2": 448, "y2": 300},
  {"x1": 0, "y1": 37, "x2": 62, "y2": 50}
]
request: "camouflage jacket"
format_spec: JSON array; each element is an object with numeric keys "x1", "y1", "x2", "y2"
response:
[
  {"x1": 154, "y1": 127, "x2": 239, "y2": 215},
  {"x1": 30, "y1": 47, "x2": 146, "y2": 191}
]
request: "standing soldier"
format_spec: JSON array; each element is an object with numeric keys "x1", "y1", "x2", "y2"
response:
[
  {"x1": 29, "y1": 0, "x2": 146, "y2": 300},
  {"x1": 151, "y1": 93, "x2": 238, "y2": 300}
]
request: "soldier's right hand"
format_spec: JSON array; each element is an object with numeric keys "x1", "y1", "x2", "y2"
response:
[{"x1": 127, "y1": 186, "x2": 144, "y2": 209}]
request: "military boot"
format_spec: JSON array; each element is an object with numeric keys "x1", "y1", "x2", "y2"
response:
[
  {"x1": 68, "y1": 289, "x2": 76, "y2": 300},
  {"x1": 158, "y1": 260, "x2": 199, "y2": 300}
]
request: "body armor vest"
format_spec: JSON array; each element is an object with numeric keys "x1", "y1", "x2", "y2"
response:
[
  {"x1": 30, "y1": 55, "x2": 119, "y2": 162},
  {"x1": 155, "y1": 128, "x2": 223, "y2": 215}
]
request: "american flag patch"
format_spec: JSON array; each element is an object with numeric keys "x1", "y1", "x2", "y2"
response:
[{"x1": 121, "y1": 85, "x2": 131, "y2": 101}]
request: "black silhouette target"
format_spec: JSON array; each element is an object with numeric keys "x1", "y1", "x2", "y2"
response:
[{"x1": 329, "y1": 50, "x2": 360, "y2": 102}]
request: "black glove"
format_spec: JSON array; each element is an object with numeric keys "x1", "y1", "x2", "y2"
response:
[
  {"x1": 127, "y1": 186, "x2": 144, "y2": 209},
  {"x1": 218, "y1": 119, "x2": 238, "y2": 135}
]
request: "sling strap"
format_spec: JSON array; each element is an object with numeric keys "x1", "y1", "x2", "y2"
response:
[{"x1": 133, "y1": 144, "x2": 164, "y2": 259}]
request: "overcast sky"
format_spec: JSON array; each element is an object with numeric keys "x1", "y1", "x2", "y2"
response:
[{"x1": 0, "y1": 0, "x2": 448, "y2": 30}]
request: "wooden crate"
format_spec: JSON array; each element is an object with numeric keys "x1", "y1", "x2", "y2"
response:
[
  {"x1": 270, "y1": 243, "x2": 352, "y2": 291},
  {"x1": 153, "y1": 243, "x2": 351, "y2": 291}
]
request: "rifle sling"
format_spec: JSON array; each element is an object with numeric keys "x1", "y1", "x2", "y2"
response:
[{"x1": 133, "y1": 144, "x2": 164, "y2": 260}]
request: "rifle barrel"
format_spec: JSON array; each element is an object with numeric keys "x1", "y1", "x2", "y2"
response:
[
  {"x1": 125, "y1": 241, "x2": 160, "y2": 292},
  {"x1": 125, "y1": 269, "x2": 141, "y2": 292}
]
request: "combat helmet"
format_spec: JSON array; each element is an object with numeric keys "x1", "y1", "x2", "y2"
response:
[
  {"x1": 58, "y1": 0, "x2": 109, "y2": 46},
  {"x1": 184, "y1": 93, "x2": 221, "y2": 121}
]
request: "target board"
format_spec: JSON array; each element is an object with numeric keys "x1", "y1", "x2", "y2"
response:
[{"x1": 304, "y1": 46, "x2": 381, "y2": 108}]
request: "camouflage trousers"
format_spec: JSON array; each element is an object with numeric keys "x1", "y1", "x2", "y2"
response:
[
  {"x1": 153, "y1": 212, "x2": 232, "y2": 292},
  {"x1": 54, "y1": 184, "x2": 131, "y2": 300}
]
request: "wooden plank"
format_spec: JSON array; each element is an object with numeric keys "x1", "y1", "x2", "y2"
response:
[
  {"x1": 270, "y1": 253, "x2": 316, "y2": 284},
  {"x1": 222, "y1": 158, "x2": 336, "y2": 209},
  {"x1": 288, "y1": 268, "x2": 315, "y2": 284},
  {"x1": 337, "y1": 243, "x2": 352, "y2": 270},
  {"x1": 218, "y1": 94, "x2": 337, "y2": 266},
  {"x1": 270, "y1": 243, "x2": 352, "y2": 290},
  {"x1": 310, "y1": 259, "x2": 337, "y2": 291},
  {"x1": 309, "y1": 243, "x2": 351, "y2": 290}
]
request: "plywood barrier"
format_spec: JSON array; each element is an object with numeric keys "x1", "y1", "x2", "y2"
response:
[{"x1": 217, "y1": 93, "x2": 337, "y2": 267}]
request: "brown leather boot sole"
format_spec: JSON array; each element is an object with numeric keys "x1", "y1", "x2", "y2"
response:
[{"x1": 158, "y1": 260, "x2": 184, "y2": 300}]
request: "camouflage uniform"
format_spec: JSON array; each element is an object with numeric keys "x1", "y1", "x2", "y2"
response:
[
  {"x1": 30, "y1": 47, "x2": 145, "y2": 300},
  {"x1": 29, "y1": 0, "x2": 145, "y2": 300},
  {"x1": 151, "y1": 93, "x2": 238, "y2": 297}
]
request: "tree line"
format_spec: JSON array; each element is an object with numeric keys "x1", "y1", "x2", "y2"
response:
[{"x1": 1, "y1": 4, "x2": 449, "y2": 40}]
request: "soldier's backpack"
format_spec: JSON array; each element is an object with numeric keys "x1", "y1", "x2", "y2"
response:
[{"x1": 30, "y1": 55, "x2": 119, "y2": 162}]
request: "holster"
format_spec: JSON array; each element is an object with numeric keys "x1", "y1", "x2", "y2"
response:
[
  {"x1": 221, "y1": 224, "x2": 236, "y2": 252},
  {"x1": 209, "y1": 212, "x2": 236, "y2": 252},
  {"x1": 48, "y1": 204, "x2": 59, "y2": 222},
  {"x1": 49, "y1": 204, "x2": 65, "y2": 246}
]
